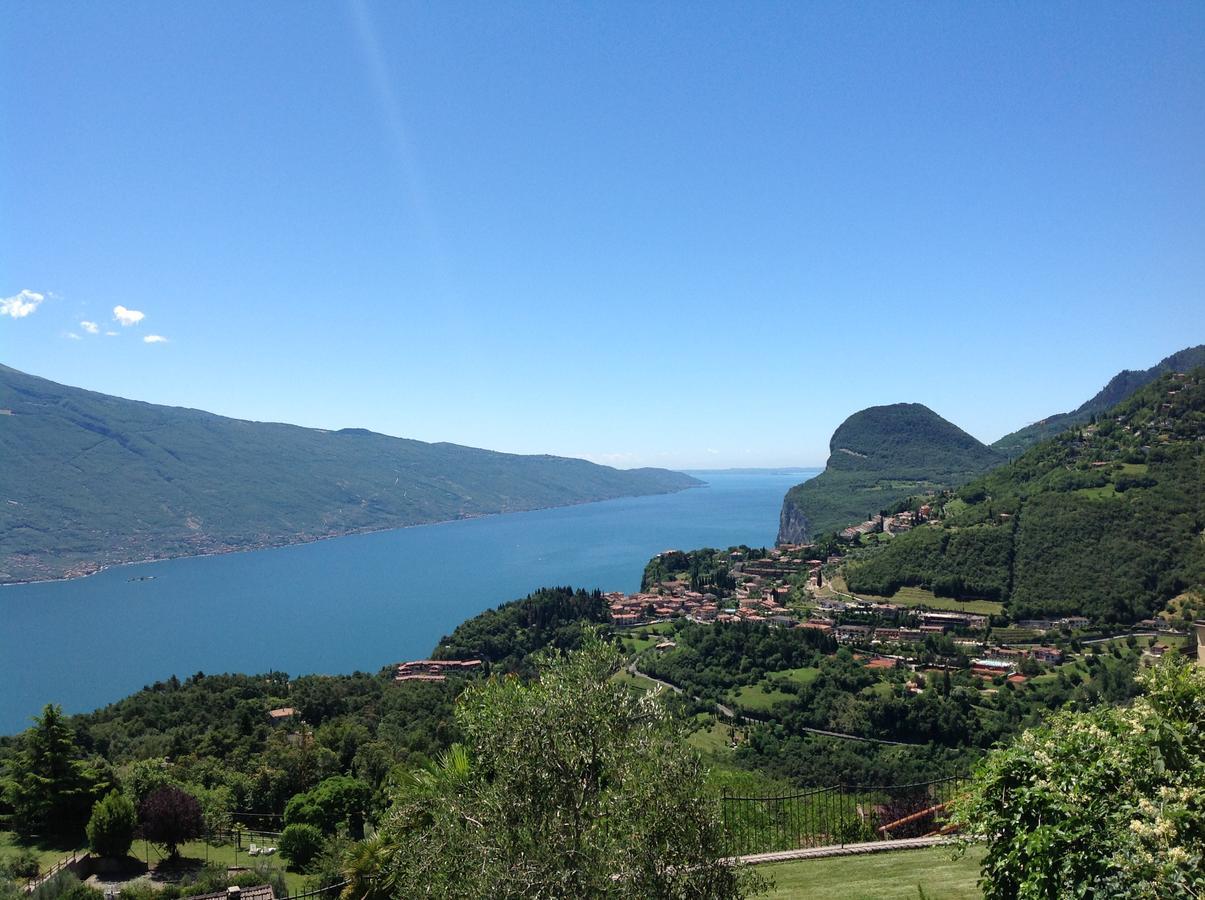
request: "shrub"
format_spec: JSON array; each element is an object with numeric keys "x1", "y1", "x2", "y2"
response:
[
  {"x1": 954, "y1": 659, "x2": 1205, "y2": 898},
  {"x1": 278, "y1": 824, "x2": 324, "y2": 870},
  {"x1": 116, "y1": 883, "x2": 159, "y2": 900},
  {"x1": 29, "y1": 872, "x2": 102, "y2": 900},
  {"x1": 2, "y1": 849, "x2": 40, "y2": 881},
  {"x1": 87, "y1": 791, "x2": 138, "y2": 858}
]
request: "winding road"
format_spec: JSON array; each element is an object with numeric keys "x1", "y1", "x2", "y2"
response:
[{"x1": 627, "y1": 660, "x2": 921, "y2": 747}]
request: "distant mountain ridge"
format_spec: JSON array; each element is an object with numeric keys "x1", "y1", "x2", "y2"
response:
[
  {"x1": 992, "y1": 345, "x2": 1205, "y2": 456},
  {"x1": 776, "y1": 403, "x2": 1004, "y2": 544},
  {"x1": 844, "y1": 368, "x2": 1205, "y2": 621},
  {"x1": 0, "y1": 365, "x2": 700, "y2": 584}
]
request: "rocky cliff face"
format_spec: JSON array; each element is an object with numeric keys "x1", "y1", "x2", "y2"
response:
[
  {"x1": 772, "y1": 403, "x2": 1004, "y2": 546},
  {"x1": 777, "y1": 494, "x2": 811, "y2": 545}
]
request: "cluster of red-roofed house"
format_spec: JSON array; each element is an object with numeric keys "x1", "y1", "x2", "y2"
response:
[
  {"x1": 605, "y1": 585, "x2": 802, "y2": 629},
  {"x1": 606, "y1": 589, "x2": 723, "y2": 627},
  {"x1": 394, "y1": 659, "x2": 484, "y2": 682}
]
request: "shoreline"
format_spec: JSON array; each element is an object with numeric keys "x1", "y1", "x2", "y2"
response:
[{"x1": 1, "y1": 483, "x2": 706, "y2": 589}]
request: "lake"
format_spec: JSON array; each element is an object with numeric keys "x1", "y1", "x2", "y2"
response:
[{"x1": 0, "y1": 469, "x2": 815, "y2": 734}]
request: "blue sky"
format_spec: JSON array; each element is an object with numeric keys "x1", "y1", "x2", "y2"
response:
[{"x1": 3, "y1": 2, "x2": 1203, "y2": 468}]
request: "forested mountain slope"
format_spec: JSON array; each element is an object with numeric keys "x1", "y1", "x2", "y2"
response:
[
  {"x1": 845, "y1": 369, "x2": 1205, "y2": 622},
  {"x1": 776, "y1": 404, "x2": 1004, "y2": 544},
  {"x1": 0, "y1": 366, "x2": 699, "y2": 584},
  {"x1": 991, "y1": 344, "x2": 1205, "y2": 457}
]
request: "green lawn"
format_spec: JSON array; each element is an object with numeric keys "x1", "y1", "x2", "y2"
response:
[
  {"x1": 732, "y1": 683, "x2": 795, "y2": 712},
  {"x1": 686, "y1": 718, "x2": 737, "y2": 755},
  {"x1": 619, "y1": 633, "x2": 657, "y2": 654},
  {"x1": 776, "y1": 666, "x2": 820, "y2": 687},
  {"x1": 154, "y1": 840, "x2": 306, "y2": 894},
  {"x1": 757, "y1": 845, "x2": 984, "y2": 899},
  {"x1": 829, "y1": 579, "x2": 1003, "y2": 616},
  {"x1": 610, "y1": 668, "x2": 660, "y2": 693},
  {"x1": 860, "y1": 681, "x2": 896, "y2": 699},
  {"x1": 0, "y1": 831, "x2": 83, "y2": 874},
  {"x1": 0, "y1": 832, "x2": 305, "y2": 894}
]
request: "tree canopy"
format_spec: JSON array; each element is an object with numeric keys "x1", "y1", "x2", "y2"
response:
[
  {"x1": 2, "y1": 704, "x2": 109, "y2": 837},
  {"x1": 954, "y1": 658, "x2": 1205, "y2": 898},
  {"x1": 345, "y1": 634, "x2": 762, "y2": 899}
]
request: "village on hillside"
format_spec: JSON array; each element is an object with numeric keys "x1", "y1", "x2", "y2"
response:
[{"x1": 599, "y1": 540, "x2": 1187, "y2": 685}]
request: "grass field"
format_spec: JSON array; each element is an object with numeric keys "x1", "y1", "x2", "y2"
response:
[
  {"x1": 0, "y1": 831, "x2": 82, "y2": 874},
  {"x1": 757, "y1": 845, "x2": 985, "y2": 899},
  {"x1": 154, "y1": 840, "x2": 305, "y2": 893},
  {"x1": 610, "y1": 668, "x2": 660, "y2": 693},
  {"x1": 686, "y1": 718, "x2": 736, "y2": 754},
  {"x1": 619, "y1": 633, "x2": 658, "y2": 654},
  {"x1": 775, "y1": 666, "x2": 820, "y2": 687},
  {"x1": 830, "y1": 578, "x2": 1003, "y2": 616},
  {"x1": 732, "y1": 683, "x2": 795, "y2": 711},
  {"x1": 0, "y1": 832, "x2": 306, "y2": 894}
]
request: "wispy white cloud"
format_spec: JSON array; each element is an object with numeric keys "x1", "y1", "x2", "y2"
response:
[
  {"x1": 105, "y1": 330, "x2": 118, "y2": 336},
  {"x1": 66, "y1": 332, "x2": 82, "y2": 340},
  {"x1": 113, "y1": 305, "x2": 145, "y2": 326},
  {"x1": 143, "y1": 334, "x2": 168, "y2": 344},
  {"x1": 80, "y1": 320, "x2": 99, "y2": 334},
  {"x1": 1, "y1": 289, "x2": 45, "y2": 319}
]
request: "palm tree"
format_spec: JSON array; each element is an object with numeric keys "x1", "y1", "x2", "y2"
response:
[{"x1": 341, "y1": 745, "x2": 473, "y2": 900}]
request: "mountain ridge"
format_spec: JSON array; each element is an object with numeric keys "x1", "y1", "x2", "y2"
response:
[
  {"x1": 0, "y1": 365, "x2": 700, "y2": 585},
  {"x1": 844, "y1": 367, "x2": 1205, "y2": 621},
  {"x1": 776, "y1": 403, "x2": 1004, "y2": 544},
  {"x1": 991, "y1": 344, "x2": 1205, "y2": 456}
]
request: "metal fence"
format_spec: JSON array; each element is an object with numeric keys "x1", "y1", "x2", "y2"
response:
[{"x1": 720, "y1": 776, "x2": 966, "y2": 857}]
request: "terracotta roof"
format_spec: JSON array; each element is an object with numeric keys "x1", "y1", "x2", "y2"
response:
[{"x1": 182, "y1": 886, "x2": 276, "y2": 900}]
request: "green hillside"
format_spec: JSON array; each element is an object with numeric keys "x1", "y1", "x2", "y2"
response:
[
  {"x1": 991, "y1": 344, "x2": 1205, "y2": 457},
  {"x1": 776, "y1": 404, "x2": 1004, "y2": 543},
  {"x1": 845, "y1": 369, "x2": 1205, "y2": 622},
  {"x1": 0, "y1": 365, "x2": 700, "y2": 584}
]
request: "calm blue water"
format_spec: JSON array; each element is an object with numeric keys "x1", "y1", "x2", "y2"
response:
[{"x1": 0, "y1": 470, "x2": 815, "y2": 734}]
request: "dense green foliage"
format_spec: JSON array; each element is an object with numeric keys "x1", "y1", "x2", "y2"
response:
[
  {"x1": 0, "y1": 586, "x2": 612, "y2": 849},
  {"x1": 28, "y1": 871, "x2": 101, "y2": 900},
  {"x1": 1, "y1": 705, "x2": 110, "y2": 838},
  {"x1": 354, "y1": 636, "x2": 763, "y2": 898},
  {"x1": 954, "y1": 659, "x2": 1205, "y2": 899},
  {"x1": 0, "y1": 364, "x2": 700, "y2": 583},
  {"x1": 645, "y1": 621, "x2": 1149, "y2": 787},
  {"x1": 283, "y1": 776, "x2": 370, "y2": 835},
  {"x1": 433, "y1": 586, "x2": 610, "y2": 674},
  {"x1": 845, "y1": 523, "x2": 1014, "y2": 600},
  {"x1": 641, "y1": 548, "x2": 742, "y2": 592},
  {"x1": 846, "y1": 370, "x2": 1205, "y2": 620},
  {"x1": 641, "y1": 621, "x2": 835, "y2": 699},
  {"x1": 992, "y1": 344, "x2": 1205, "y2": 456},
  {"x1": 778, "y1": 403, "x2": 1004, "y2": 542},
  {"x1": 85, "y1": 791, "x2": 136, "y2": 858},
  {"x1": 278, "y1": 823, "x2": 324, "y2": 870}
]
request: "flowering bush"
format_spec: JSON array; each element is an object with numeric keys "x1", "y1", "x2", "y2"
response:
[{"x1": 953, "y1": 657, "x2": 1205, "y2": 898}]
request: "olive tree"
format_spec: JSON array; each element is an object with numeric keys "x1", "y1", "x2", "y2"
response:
[{"x1": 345, "y1": 634, "x2": 762, "y2": 899}]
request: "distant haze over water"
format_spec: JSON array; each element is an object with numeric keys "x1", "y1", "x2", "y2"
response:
[{"x1": 0, "y1": 469, "x2": 815, "y2": 734}]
